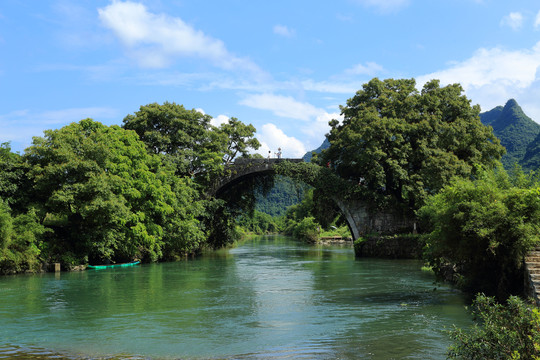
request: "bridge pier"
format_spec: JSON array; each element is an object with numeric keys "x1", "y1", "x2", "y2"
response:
[{"x1": 334, "y1": 198, "x2": 415, "y2": 240}]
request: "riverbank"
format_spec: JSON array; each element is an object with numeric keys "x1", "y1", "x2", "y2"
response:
[{"x1": 354, "y1": 234, "x2": 424, "y2": 259}]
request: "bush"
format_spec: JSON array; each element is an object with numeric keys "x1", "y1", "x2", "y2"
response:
[
  {"x1": 292, "y1": 216, "x2": 320, "y2": 243},
  {"x1": 0, "y1": 201, "x2": 48, "y2": 274},
  {"x1": 448, "y1": 294, "x2": 540, "y2": 359},
  {"x1": 419, "y1": 169, "x2": 540, "y2": 299}
]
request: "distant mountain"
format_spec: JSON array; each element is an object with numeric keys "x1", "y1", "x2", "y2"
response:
[
  {"x1": 303, "y1": 137, "x2": 330, "y2": 162},
  {"x1": 480, "y1": 99, "x2": 540, "y2": 169},
  {"x1": 521, "y1": 133, "x2": 540, "y2": 171}
]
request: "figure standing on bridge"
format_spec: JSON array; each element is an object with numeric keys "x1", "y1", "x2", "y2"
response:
[{"x1": 275, "y1": 148, "x2": 282, "y2": 159}]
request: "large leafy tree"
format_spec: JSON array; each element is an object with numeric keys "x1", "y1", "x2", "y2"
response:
[
  {"x1": 321, "y1": 78, "x2": 505, "y2": 210},
  {"x1": 122, "y1": 102, "x2": 225, "y2": 184},
  {"x1": 123, "y1": 102, "x2": 263, "y2": 248},
  {"x1": 25, "y1": 119, "x2": 201, "y2": 264},
  {"x1": 0, "y1": 143, "x2": 27, "y2": 210},
  {"x1": 122, "y1": 102, "x2": 261, "y2": 185}
]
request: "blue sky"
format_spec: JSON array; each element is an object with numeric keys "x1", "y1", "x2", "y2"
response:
[{"x1": 2, "y1": 0, "x2": 540, "y2": 157}]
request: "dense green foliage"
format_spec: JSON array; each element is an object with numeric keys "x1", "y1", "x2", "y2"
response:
[
  {"x1": 24, "y1": 119, "x2": 204, "y2": 264},
  {"x1": 320, "y1": 78, "x2": 504, "y2": 211},
  {"x1": 254, "y1": 176, "x2": 309, "y2": 217},
  {"x1": 0, "y1": 200, "x2": 49, "y2": 274},
  {"x1": 292, "y1": 217, "x2": 320, "y2": 243},
  {"x1": 522, "y1": 132, "x2": 540, "y2": 172},
  {"x1": 122, "y1": 102, "x2": 223, "y2": 183},
  {"x1": 419, "y1": 167, "x2": 540, "y2": 299},
  {"x1": 236, "y1": 210, "x2": 281, "y2": 234},
  {"x1": 0, "y1": 102, "x2": 262, "y2": 273},
  {"x1": 479, "y1": 99, "x2": 540, "y2": 170},
  {"x1": 448, "y1": 294, "x2": 540, "y2": 359},
  {"x1": 123, "y1": 102, "x2": 261, "y2": 250}
]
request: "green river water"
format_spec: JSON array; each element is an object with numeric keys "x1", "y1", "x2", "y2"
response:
[{"x1": 0, "y1": 235, "x2": 471, "y2": 359}]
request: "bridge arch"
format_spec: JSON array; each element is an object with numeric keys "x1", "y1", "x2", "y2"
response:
[{"x1": 212, "y1": 159, "x2": 414, "y2": 240}]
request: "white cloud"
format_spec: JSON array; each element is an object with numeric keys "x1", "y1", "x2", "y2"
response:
[
  {"x1": 352, "y1": 0, "x2": 410, "y2": 12},
  {"x1": 273, "y1": 24, "x2": 295, "y2": 38},
  {"x1": 240, "y1": 93, "x2": 321, "y2": 121},
  {"x1": 211, "y1": 114, "x2": 230, "y2": 127},
  {"x1": 417, "y1": 43, "x2": 540, "y2": 92},
  {"x1": 417, "y1": 42, "x2": 540, "y2": 115},
  {"x1": 501, "y1": 12, "x2": 524, "y2": 31},
  {"x1": 344, "y1": 61, "x2": 384, "y2": 76},
  {"x1": 98, "y1": 1, "x2": 263, "y2": 74},
  {"x1": 256, "y1": 123, "x2": 306, "y2": 158},
  {"x1": 240, "y1": 93, "x2": 342, "y2": 147},
  {"x1": 535, "y1": 10, "x2": 540, "y2": 29}
]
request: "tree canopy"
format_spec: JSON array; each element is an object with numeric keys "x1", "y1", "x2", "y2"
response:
[
  {"x1": 419, "y1": 167, "x2": 540, "y2": 298},
  {"x1": 320, "y1": 78, "x2": 505, "y2": 210},
  {"x1": 24, "y1": 119, "x2": 203, "y2": 264},
  {"x1": 123, "y1": 102, "x2": 260, "y2": 185}
]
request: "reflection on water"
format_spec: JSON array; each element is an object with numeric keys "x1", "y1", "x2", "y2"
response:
[{"x1": 0, "y1": 235, "x2": 471, "y2": 359}]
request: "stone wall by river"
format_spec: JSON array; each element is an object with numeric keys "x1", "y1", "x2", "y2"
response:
[{"x1": 354, "y1": 234, "x2": 424, "y2": 259}]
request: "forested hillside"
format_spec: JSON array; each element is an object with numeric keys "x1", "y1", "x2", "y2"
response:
[
  {"x1": 479, "y1": 99, "x2": 540, "y2": 169},
  {"x1": 254, "y1": 176, "x2": 309, "y2": 217}
]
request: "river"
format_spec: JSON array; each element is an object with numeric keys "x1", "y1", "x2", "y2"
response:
[{"x1": 0, "y1": 235, "x2": 471, "y2": 359}]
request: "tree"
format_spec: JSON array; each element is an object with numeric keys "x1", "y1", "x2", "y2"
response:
[
  {"x1": 418, "y1": 168, "x2": 540, "y2": 298},
  {"x1": 123, "y1": 102, "x2": 225, "y2": 183},
  {"x1": 218, "y1": 117, "x2": 261, "y2": 164},
  {"x1": 448, "y1": 294, "x2": 540, "y2": 359},
  {"x1": 320, "y1": 78, "x2": 505, "y2": 211},
  {"x1": 25, "y1": 119, "x2": 201, "y2": 264},
  {"x1": 0, "y1": 199, "x2": 48, "y2": 274},
  {"x1": 0, "y1": 142, "x2": 27, "y2": 210},
  {"x1": 123, "y1": 103, "x2": 262, "y2": 186}
]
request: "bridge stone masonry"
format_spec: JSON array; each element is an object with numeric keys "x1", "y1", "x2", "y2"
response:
[
  {"x1": 211, "y1": 158, "x2": 416, "y2": 240},
  {"x1": 211, "y1": 158, "x2": 304, "y2": 196}
]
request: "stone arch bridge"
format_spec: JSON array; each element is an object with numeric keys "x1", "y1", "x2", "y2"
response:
[{"x1": 212, "y1": 158, "x2": 414, "y2": 240}]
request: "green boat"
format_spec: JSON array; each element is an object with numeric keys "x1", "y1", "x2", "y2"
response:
[{"x1": 87, "y1": 261, "x2": 140, "y2": 269}]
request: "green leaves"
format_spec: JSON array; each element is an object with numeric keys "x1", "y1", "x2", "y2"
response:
[
  {"x1": 321, "y1": 78, "x2": 505, "y2": 211},
  {"x1": 448, "y1": 294, "x2": 540, "y2": 359},
  {"x1": 24, "y1": 119, "x2": 205, "y2": 264},
  {"x1": 419, "y1": 167, "x2": 540, "y2": 298}
]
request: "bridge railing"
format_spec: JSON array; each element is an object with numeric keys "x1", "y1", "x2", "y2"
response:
[{"x1": 232, "y1": 158, "x2": 304, "y2": 165}]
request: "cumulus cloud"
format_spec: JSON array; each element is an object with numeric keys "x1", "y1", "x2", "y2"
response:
[
  {"x1": 417, "y1": 43, "x2": 540, "y2": 92},
  {"x1": 501, "y1": 12, "x2": 524, "y2": 31},
  {"x1": 240, "y1": 93, "x2": 342, "y2": 147},
  {"x1": 417, "y1": 42, "x2": 540, "y2": 117},
  {"x1": 273, "y1": 24, "x2": 295, "y2": 38},
  {"x1": 98, "y1": 1, "x2": 262, "y2": 74},
  {"x1": 256, "y1": 123, "x2": 306, "y2": 158},
  {"x1": 211, "y1": 114, "x2": 230, "y2": 127}
]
